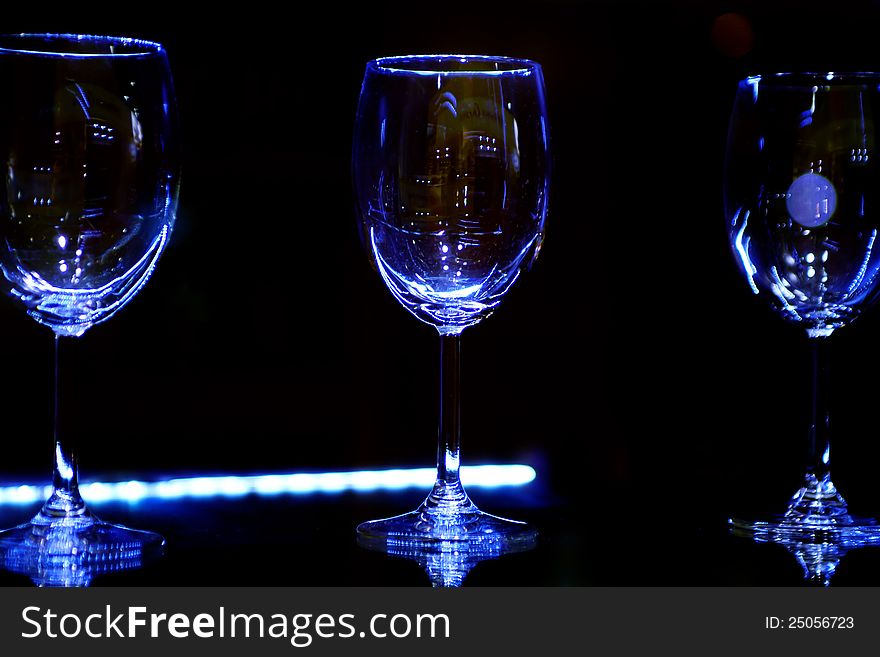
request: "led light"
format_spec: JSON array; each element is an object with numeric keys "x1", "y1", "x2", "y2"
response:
[
  {"x1": 5, "y1": 485, "x2": 44, "y2": 505},
  {"x1": 0, "y1": 465, "x2": 536, "y2": 506}
]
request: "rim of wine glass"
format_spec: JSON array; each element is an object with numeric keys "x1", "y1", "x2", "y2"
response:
[
  {"x1": 742, "y1": 71, "x2": 880, "y2": 89},
  {"x1": 368, "y1": 54, "x2": 541, "y2": 77},
  {"x1": 0, "y1": 33, "x2": 165, "y2": 58}
]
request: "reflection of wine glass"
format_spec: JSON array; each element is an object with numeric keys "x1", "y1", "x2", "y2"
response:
[
  {"x1": 0, "y1": 34, "x2": 179, "y2": 582},
  {"x1": 725, "y1": 73, "x2": 880, "y2": 545},
  {"x1": 358, "y1": 533, "x2": 536, "y2": 587},
  {"x1": 353, "y1": 55, "x2": 549, "y2": 551},
  {"x1": 0, "y1": 524, "x2": 150, "y2": 587},
  {"x1": 784, "y1": 540, "x2": 845, "y2": 586},
  {"x1": 732, "y1": 525, "x2": 852, "y2": 586}
]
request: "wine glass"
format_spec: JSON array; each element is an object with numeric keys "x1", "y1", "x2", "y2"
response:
[
  {"x1": 725, "y1": 72, "x2": 880, "y2": 545},
  {"x1": 352, "y1": 55, "x2": 549, "y2": 552},
  {"x1": 0, "y1": 34, "x2": 179, "y2": 581}
]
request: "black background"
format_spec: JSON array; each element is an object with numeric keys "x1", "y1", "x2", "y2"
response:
[{"x1": 3, "y1": 0, "x2": 880, "y2": 585}]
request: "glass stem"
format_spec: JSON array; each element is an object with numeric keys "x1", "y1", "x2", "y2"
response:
[
  {"x1": 806, "y1": 337, "x2": 831, "y2": 483},
  {"x1": 425, "y1": 333, "x2": 472, "y2": 511},
  {"x1": 40, "y1": 335, "x2": 88, "y2": 519},
  {"x1": 784, "y1": 335, "x2": 847, "y2": 519},
  {"x1": 438, "y1": 334, "x2": 461, "y2": 486}
]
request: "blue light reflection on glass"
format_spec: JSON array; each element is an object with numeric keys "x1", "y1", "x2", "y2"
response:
[
  {"x1": 0, "y1": 465, "x2": 537, "y2": 506},
  {"x1": 732, "y1": 209, "x2": 759, "y2": 294},
  {"x1": 69, "y1": 82, "x2": 90, "y2": 118},
  {"x1": 0, "y1": 34, "x2": 165, "y2": 58},
  {"x1": 54, "y1": 444, "x2": 73, "y2": 482},
  {"x1": 769, "y1": 265, "x2": 799, "y2": 316},
  {"x1": 3, "y1": 225, "x2": 169, "y2": 337},
  {"x1": 370, "y1": 54, "x2": 537, "y2": 77},
  {"x1": 746, "y1": 75, "x2": 759, "y2": 102},
  {"x1": 847, "y1": 229, "x2": 877, "y2": 294}
]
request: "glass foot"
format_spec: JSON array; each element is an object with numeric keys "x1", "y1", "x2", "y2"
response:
[
  {"x1": 0, "y1": 514, "x2": 164, "y2": 587},
  {"x1": 357, "y1": 504, "x2": 537, "y2": 552},
  {"x1": 730, "y1": 473, "x2": 880, "y2": 546},
  {"x1": 729, "y1": 514, "x2": 880, "y2": 544}
]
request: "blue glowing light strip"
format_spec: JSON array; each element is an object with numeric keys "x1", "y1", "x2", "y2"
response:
[{"x1": 0, "y1": 465, "x2": 536, "y2": 506}]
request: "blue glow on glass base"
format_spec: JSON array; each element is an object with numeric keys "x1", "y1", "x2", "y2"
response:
[{"x1": 0, "y1": 465, "x2": 536, "y2": 506}]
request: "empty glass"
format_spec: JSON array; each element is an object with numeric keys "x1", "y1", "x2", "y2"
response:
[
  {"x1": 353, "y1": 55, "x2": 549, "y2": 552},
  {"x1": 0, "y1": 34, "x2": 179, "y2": 583},
  {"x1": 725, "y1": 72, "x2": 880, "y2": 545}
]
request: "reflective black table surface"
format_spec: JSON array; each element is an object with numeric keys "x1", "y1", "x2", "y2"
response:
[{"x1": 2, "y1": 474, "x2": 879, "y2": 587}]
